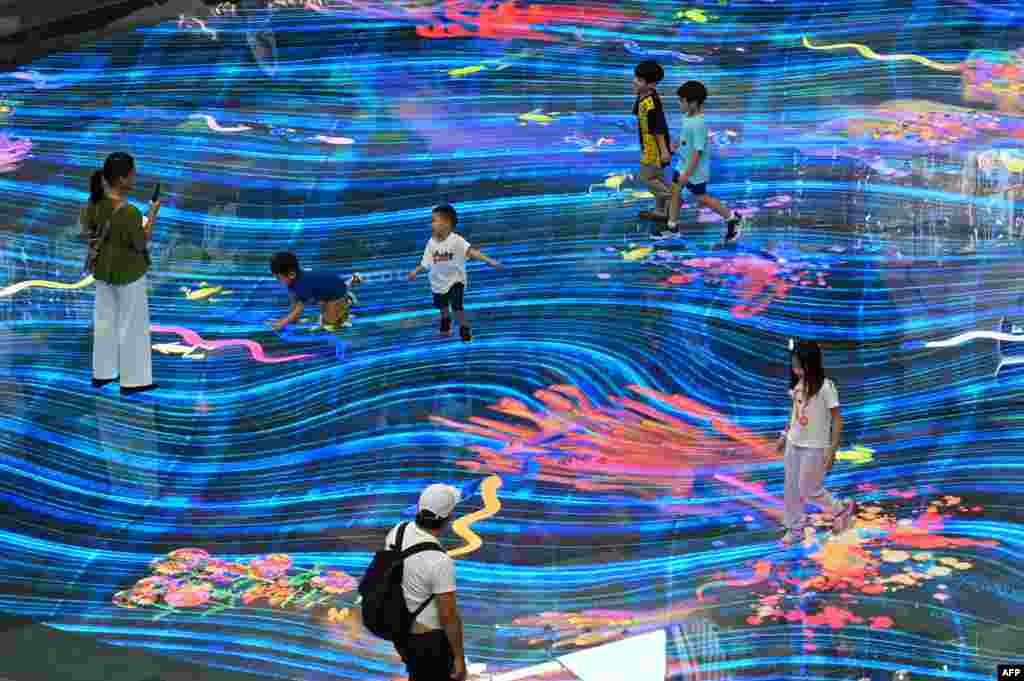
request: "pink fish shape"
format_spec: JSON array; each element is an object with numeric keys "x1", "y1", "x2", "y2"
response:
[{"x1": 151, "y1": 325, "x2": 313, "y2": 363}]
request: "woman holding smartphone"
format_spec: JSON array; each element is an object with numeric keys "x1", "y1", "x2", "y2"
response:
[{"x1": 80, "y1": 152, "x2": 161, "y2": 394}]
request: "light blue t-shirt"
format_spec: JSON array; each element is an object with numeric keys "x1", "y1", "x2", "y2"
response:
[{"x1": 676, "y1": 114, "x2": 710, "y2": 185}]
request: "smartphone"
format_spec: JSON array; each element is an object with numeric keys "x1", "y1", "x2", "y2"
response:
[{"x1": 151, "y1": 183, "x2": 161, "y2": 203}]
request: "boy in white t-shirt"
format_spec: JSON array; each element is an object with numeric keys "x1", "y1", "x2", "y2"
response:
[{"x1": 407, "y1": 204, "x2": 502, "y2": 342}]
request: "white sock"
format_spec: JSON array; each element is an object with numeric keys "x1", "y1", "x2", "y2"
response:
[{"x1": 667, "y1": 220, "x2": 677, "y2": 228}]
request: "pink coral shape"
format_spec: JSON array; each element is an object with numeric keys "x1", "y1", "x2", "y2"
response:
[
  {"x1": 250, "y1": 553, "x2": 293, "y2": 578},
  {"x1": 869, "y1": 616, "x2": 894, "y2": 629},
  {"x1": 312, "y1": 570, "x2": 358, "y2": 594},
  {"x1": 166, "y1": 548, "x2": 210, "y2": 570},
  {"x1": 164, "y1": 582, "x2": 212, "y2": 608},
  {"x1": 135, "y1": 576, "x2": 178, "y2": 594},
  {"x1": 204, "y1": 558, "x2": 247, "y2": 585}
]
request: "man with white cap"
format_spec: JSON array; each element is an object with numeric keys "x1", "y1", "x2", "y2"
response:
[{"x1": 385, "y1": 483, "x2": 467, "y2": 681}]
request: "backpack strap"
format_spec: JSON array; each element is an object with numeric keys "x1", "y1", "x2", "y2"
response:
[
  {"x1": 391, "y1": 521, "x2": 445, "y2": 626},
  {"x1": 391, "y1": 522, "x2": 445, "y2": 561},
  {"x1": 400, "y1": 543, "x2": 444, "y2": 560},
  {"x1": 410, "y1": 592, "x2": 436, "y2": 621},
  {"x1": 390, "y1": 521, "x2": 409, "y2": 551}
]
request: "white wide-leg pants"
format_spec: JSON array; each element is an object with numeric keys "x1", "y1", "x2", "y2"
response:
[
  {"x1": 93, "y1": 275, "x2": 152, "y2": 388},
  {"x1": 783, "y1": 440, "x2": 842, "y2": 531}
]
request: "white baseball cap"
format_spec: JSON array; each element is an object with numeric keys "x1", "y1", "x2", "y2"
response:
[{"x1": 418, "y1": 483, "x2": 462, "y2": 519}]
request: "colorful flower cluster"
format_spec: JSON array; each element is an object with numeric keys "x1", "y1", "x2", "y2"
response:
[
  {"x1": 724, "y1": 493, "x2": 997, "y2": 647},
  {"x1": 113, "y1": 548, "x2": 358, "y2": 620}
]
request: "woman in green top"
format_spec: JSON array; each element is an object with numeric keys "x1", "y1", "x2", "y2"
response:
[{"x1": 80, "y1": 152, "x2": 161, "y2": 394}]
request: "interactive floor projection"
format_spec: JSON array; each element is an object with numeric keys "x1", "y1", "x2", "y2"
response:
[{"x1": 0, "y1": 1, "x2": 1023, "y2": 679}]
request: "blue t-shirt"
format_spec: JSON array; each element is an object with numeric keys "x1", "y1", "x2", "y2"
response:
[
  {"x1": 676, "y1": 114, "x2": 710, "y2": 185},
  {"x1": 288, "y1": 271, "x2": 348, "y2": 303}
]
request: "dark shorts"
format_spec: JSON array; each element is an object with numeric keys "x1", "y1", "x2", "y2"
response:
[
  {"x1": 433, "y1": 283, "x2": 465, "y2": 311},
  {"x1": 671, "y1": 172, "x2": 707, "y2": 196},
  {"x1": 395, "y1": 630, "x2": 454, "y2": 681}
]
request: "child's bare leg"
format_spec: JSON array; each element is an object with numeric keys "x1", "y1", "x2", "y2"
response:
[
  {"x1": 668, "y1": 183, "x2": 682, "y2": 226},
  {"x1": 321, "y1": 300, "x2": 339, "y2": 326},
  {"x1": 699, "y1": 194, "x2": 733, "y2": 220}
]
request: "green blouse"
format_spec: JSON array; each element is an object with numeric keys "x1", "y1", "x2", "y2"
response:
[{"x1": 81, "y1": 198, "x2": 149, "y2": 286}]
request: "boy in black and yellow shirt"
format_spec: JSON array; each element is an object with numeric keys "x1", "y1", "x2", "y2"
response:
[{"x1": 632, "y1": 60, "x2": 672, "y2": 223}]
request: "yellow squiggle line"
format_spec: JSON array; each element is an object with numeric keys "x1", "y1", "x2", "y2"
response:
[
  {"x1": 448, "y1": 475, "x2": 503, "y2": 558},
  {"x1": 802, "y1": 36, "x2": 962, "y2": 73},
  {"x1": 0, "y1": 275, "x2": 94, "y2": 298}
]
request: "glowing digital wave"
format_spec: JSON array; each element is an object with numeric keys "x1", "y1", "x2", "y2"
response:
[
  {"x1": 0, "y1": 274, "x2": 94, "y2": 297},
  {"x1": 449, "y1": 474, "x2": 503, "y2": 559},
  {"x1": 187, "y1": 114, "x2": 253, "y2": 133},
  {"x1": 922, "y1": 330, "x2": 1024, "y2": 349},
  {"x1": 802, "y1": 35, "x2": 963, "y2": 72},
  {"x1": 622, "y1": 40, "x2": 704, "y2": 63}
]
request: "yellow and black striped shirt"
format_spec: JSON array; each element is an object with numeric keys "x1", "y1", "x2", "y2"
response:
[{"x1": 633, "y1": 90, "x2": 670, "y2": 166}]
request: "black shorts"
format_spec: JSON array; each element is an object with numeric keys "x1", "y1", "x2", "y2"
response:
[
  {"x1": 395, "y1": 630, "x2": 454, "y2": 681},
  {"x1": 671, "y1": 171, "x2": 707, "y2": 196},
  {"x1": 433, "y1": 283, "x2": 464, "y2": 311}
]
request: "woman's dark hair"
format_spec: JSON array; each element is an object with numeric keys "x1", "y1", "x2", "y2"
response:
[
  {"x1": 634, "y1": 60, "x2": 664, "y2": 84},
  {"x1": 415, "y1": 509, "x2": 448, "y2": 531},
  {"x1": 432, "y1": 204, "x2": 458, "y2": 227},
  {"x1": 677, "y1": 80, "x2": 708, "y2": 106},
  {"x1": 790, "y1": 340, "x2": 827, "y2": 399},
  {"x1": 89, "y1": 152, "x2": 135, "y2": 204},
  {"x1": 270, "y1": 251, "x2": 300, "y2": 277}
]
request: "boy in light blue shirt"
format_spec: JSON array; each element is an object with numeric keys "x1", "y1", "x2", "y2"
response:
[{"x1": 667, "y1": 81, "x2": 745, "y2": 243}]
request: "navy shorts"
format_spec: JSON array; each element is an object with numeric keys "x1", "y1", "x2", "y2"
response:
[
  {"x1": 433, "y1": 283, "x2": 465, "y2": 311},
  {"x1": 671, "y1": 171, "x2": 707, "y2": 196}
]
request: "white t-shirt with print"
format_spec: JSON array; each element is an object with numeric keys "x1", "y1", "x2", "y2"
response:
[
  {"x1": 421, "y1": 233, "x2": 471, "y2": 295},
  {"x1": 786, "y1": 379, "x2": 839, "y2": 448},
  {"x1": 384, "y1": 522, "x2": 456, "y2": 631}
]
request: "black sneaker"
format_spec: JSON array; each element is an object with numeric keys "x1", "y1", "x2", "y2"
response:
[
  {"x1": 639, "y1": 211, "x2": 669, "y2": 223},
  {"x1": 440, "y1": 316, "x2": 452, "y2": 336},
  {"x1": 725, "y1": 215, "x2": 742, "y2": 243},
  {"x1": 460, "y1": 326, "x2": 472, "y2": 342},
  {"x1": 121, "y1": 383, "x2": 159, "y2": 395},
  {"x1": 92, "y1": 377, "x2": 117, "y2": 388}
]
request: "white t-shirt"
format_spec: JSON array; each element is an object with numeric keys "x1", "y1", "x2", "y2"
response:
[
  {"x1": 384, "y1": 522, "x2": 456, "y2": 631},
  {"x1": 421, "y1": 233, "x2": 471, "y2": 294},
  {"x1": 786, "y1": 379, "x2": 839, "y2": 448}
]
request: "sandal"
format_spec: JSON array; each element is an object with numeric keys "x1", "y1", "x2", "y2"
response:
[
  {"x1": 832, "y1": 500, "x2": 857, "y2": 534},
  {"x1": 781, "y1": 529, "x2": 802, "y2": 546}
]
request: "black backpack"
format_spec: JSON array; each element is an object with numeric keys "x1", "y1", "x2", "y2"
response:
[{"x1": 359, "y1": 522, "x2": 443, "y2": 643}]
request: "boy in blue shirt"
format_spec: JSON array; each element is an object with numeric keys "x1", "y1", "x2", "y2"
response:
[
  {"x1": 668, "y1": 81, "x2": 745, "y2": 243},
  {"x1": 269, "y1": 252, "x2": 362, "y2": 331}
]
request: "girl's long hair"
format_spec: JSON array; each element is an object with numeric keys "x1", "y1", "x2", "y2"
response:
[
  {"x1": 790, "y1": 339, "x2": 827, "y2": 399},
  {"x1": 88, "y1": 152, "x2": 135, "y2": 204}
]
